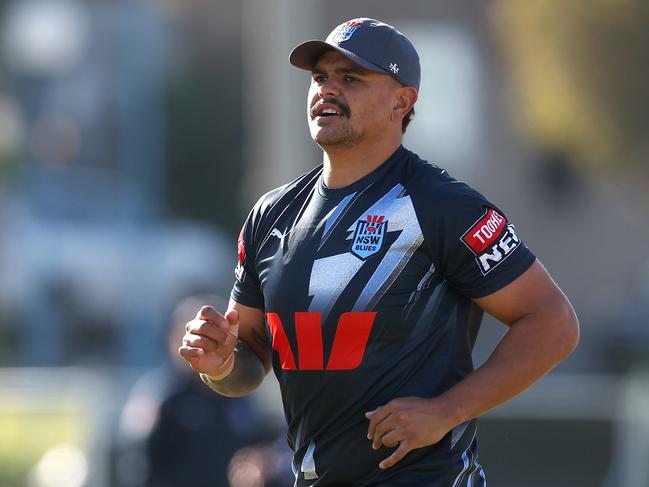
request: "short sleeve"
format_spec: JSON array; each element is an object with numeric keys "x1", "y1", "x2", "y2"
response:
[
  {"x1": 429, "y1": 184, "x2": 536, "y2": 298},
  {"x1": 230, "y1": 208, "x2": 265, "y2": 309}
]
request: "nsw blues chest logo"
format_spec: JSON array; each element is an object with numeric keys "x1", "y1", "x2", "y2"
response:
[{"x1": 351, "y1": 214, "x2": 387, "y2": 259}]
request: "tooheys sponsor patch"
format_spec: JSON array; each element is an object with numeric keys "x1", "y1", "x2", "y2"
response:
[{"x1": 461, "y1": 208, "x2": 522, "y2": 275}]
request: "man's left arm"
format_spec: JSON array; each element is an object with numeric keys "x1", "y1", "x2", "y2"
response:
[{"x1": 366, "y1": 259, "x2": 579, "y2": 469}]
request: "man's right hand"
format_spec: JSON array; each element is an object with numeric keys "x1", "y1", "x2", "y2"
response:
[{"x1": 179, "y1": 306, "x2": 240, "y2": 377}]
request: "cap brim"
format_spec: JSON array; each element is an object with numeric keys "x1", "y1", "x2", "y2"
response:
[{"x1": 289, "y1": 40, "x2": 388, "y2": 76}]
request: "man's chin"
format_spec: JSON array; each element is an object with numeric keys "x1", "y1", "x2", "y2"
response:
[{"x1": 311, "y1": 128, "x2": 359, "y2": 149}]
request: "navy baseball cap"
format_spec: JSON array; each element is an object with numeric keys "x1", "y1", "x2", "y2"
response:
[{"x1": 289, "y1": 18, "x2": 420, "y2": 91}]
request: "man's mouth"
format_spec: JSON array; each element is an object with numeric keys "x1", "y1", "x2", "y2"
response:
[
  {"x1": 319, "y1": 108, "x2": 342, "y2": 117},
  {"x1": 311, "y1": 100, "x2": 350, "y2": 119}
]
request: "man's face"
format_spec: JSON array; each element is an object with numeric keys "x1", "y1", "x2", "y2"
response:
[{"x1": 307, "y1": 51, "x2": 402, "y2": 149}]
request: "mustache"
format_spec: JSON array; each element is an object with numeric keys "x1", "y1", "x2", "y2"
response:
[{"x1": 310, "y1": 98, "x2": 351, "y2": 118}]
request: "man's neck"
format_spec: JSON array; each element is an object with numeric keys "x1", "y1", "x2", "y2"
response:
[{"x1": 321, "y1": 138, "x2": 403, "y2": 189}]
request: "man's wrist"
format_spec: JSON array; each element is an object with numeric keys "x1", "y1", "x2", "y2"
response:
[
  {"x1": 200, "y1": 353, "x2": 235, "y2": 383},
  {"x1": 433, "y1": 393, "x2": 470, "y2": 431}
]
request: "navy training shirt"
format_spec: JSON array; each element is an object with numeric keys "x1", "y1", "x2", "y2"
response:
[{"x1": 231, "y1": 146, "x2": 535, "y2": 486}]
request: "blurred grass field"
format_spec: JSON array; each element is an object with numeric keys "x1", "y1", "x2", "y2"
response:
[{"x1": 0, "y1": 397, "x2": 86, "y2": 486}]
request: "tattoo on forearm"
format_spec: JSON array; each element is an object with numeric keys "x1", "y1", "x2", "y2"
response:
[
  {"x1": 201, "y1": 338, "x2": 267, "y2": 397},
  {"x1": 251, "y1": 320, "x2": 271, "y2": 349}
]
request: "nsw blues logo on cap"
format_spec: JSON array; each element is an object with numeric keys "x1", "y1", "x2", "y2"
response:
[
  {"x1": 333, "y1": 20, "x2": 362, "y2": 43},
  {"x1": 289, "y1": 17, "x2": 421, "y2": 90}
]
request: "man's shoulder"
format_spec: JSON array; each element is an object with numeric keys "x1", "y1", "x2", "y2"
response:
[
  {"x1": 251, "y1": 164, "x2": 323, "y2": 215},
  {"x1": 400, "y1": 148, "x2": 483, "y2": 205}
]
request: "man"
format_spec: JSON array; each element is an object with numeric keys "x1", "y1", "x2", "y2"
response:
[{"x1": 179, "y1": 18, "x2": 579, "y2": 486}]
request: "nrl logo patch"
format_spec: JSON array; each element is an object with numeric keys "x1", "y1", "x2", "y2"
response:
[{"x1": 351, "y1": 214, "x2": 387, "y2": 259}]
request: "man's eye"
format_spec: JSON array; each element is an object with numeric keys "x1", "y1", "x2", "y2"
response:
[
  {"x1": 343, "y1": 75, "x2": 357, "y2": 82},
  {"x1": 313, "y1": 75, "x2": 326, "y2": 83}
]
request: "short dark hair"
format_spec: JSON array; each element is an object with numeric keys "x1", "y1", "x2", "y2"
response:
[{"x1": 402, "y1": 107, "x2": 415, "y2": 133}]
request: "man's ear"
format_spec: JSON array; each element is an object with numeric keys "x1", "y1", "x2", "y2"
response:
[{"x1": 391, "y1": 87, "x2": 418, "y2": 120}]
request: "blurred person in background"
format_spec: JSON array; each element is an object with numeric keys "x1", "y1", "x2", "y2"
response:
[
  {"x1": 112, "y1": 294, "x2": 275, "y2": 487},
  {"x1": 227, "y1": 435, "x2": 295, "y2": 487},
  {"x1": 179, "y1": 18, "x2": 579, "y2": 486}
]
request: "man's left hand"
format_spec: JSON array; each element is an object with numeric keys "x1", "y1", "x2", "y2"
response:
[{"x1": 365, "y1": 397, "x2": 455, "y2": 469}]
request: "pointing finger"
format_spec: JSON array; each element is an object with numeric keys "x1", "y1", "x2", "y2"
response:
[
  {"x1": 187, "y1": 319, "x2": 229, "y2": 342},
  {"x1": 198, "y1": 305, "x2": 226, "y2": 325},
  {"x1": 379, "y1": 440, "x2": 411, "y2": 470},
  {"x1": 184, "y1": 334, "x2": 220, "y2": 352}
]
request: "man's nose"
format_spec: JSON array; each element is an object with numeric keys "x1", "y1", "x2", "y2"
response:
[{"x1": 317, "y1": 77, "x2": 342, "y2": 97}]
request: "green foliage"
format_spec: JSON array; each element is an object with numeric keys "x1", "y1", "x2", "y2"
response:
[
  {"x1": 164, "y1": 52, "x2": 245, "y2": 235},
  {"x1": 492, "y1": 0, "x2": 649, "y2": 171}
]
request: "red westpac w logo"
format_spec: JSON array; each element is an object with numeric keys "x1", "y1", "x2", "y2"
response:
[{"x1": 266, "y1": 312, "x2": 377, "y2": 370}]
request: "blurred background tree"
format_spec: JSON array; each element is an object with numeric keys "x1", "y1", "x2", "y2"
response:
[
  {"x1": 492, "y1": 0, "x2": 649, "y2": 176},
  {"x1": 164, "y1": 2, "x2": 244, "y2": 235}
]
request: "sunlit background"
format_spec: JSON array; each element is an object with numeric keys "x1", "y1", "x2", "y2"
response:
[{"x1": 0, "y1": 0, "x2": 648, "y2": 486}]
